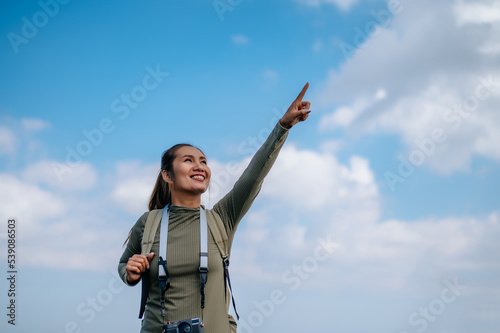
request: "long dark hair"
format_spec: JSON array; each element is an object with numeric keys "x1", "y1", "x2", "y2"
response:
[{"x1": 123, "y1": 143, "x2": 203, "y2": 246}]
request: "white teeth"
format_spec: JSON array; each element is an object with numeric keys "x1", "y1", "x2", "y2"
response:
[{"x1": 191, "y1": 175, "x2": 205, "y2": 180}]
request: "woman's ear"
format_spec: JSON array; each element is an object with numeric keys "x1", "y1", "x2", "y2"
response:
[{"x1": 162, "y1": 170, "x2": 172, "y2": 184}]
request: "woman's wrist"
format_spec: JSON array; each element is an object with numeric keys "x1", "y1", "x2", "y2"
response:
[
  {"x1": 279, "y1": 118, "x2": 292, "y2": 129},
  {"x1": 126, "y1": 273, "x2": 139, "y2": 285}
]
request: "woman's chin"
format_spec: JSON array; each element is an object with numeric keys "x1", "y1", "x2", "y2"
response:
[{"x1": 192, "y1": 186, "x2": 209, "y2": 194}]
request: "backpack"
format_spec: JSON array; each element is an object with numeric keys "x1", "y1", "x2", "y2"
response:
[{"x1": 139, "y1": 208, "x2": 238, "y2": 332}]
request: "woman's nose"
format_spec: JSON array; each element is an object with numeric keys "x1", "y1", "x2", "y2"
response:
[{"x1": 193, "y1": 161, "x2": 205, "y2": 171}]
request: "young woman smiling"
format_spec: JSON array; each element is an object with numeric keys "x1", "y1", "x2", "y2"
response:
[{"x1": 118, "y1": 83, "x2": 311, "y2": 333}]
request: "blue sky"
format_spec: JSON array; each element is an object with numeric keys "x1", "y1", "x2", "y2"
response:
[{"x1": 1, "y1": 0, "x2": 499, "y2": 332}]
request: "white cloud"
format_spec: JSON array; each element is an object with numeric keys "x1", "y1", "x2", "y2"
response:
[
  {"x1": 320, "y1": 89, "x2": 386, "y2": 130},
  {"x1": 0, "y1": 160, "x2": 136, "y2": 272},
  {"x1": 23, "y1": 160, "x2": 98, "y2": 191},
  {"x1": 21, "y1": 117, "x2": 51, "y2": 132},
  {"x1": 0, "y1": 174, "x2": 65, "y2": 230},
  {"x1": 232, "y1": 198, "x2": 500, "y2": 297},
  {"x1": 0, "y1": 117, "x2": 51, "y2": 157},
  {"x1": 335, "y1": 212, "x2": 500, "y2": 293},
  {"x1": 454, "y1": 0, "x2": 500, "y2": 26},
  {"x1": 0, "y1": 126, "x2": 16, "y2": 154},
  {"x1": 317, "y1": 0, "x2": 500, "y2": 174},
  {"x1": 261, "y1": 145, "x2": 379, "y2": 212},
  {"x1": 110, "y1": 161, "x2": 159, "y2": 216}
]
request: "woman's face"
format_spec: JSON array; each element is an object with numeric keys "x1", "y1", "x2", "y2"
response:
[{"x1": 163, "y1": 146, "x2": 211, "y2": 197}]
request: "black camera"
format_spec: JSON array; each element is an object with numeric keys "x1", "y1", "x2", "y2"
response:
[{"x1": 164, "y1": 317, "x2": 204, "y2": 333}]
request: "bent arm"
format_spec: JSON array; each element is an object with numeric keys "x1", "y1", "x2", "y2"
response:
[{"x1": 118, "y1": 213, "x2": 147, "y2": 286}]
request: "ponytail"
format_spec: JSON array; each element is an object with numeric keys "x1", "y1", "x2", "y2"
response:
[{"x1": 148, "y1": 171, "x2": 171, "y2": 211}]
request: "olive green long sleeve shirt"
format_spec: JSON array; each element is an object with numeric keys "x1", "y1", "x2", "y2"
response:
[{"x1": 118, "y1": 122, "x2": 289, "y2": 333}]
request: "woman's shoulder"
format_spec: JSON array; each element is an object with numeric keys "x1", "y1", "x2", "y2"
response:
[
  {"x1": 139, "y1": 211, "x2": 150, "y2": 222},
  {"x1": 131, "y1": 211, "x2": 150, "y2": 232}
]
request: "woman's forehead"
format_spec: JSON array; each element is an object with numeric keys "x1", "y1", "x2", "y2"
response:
[{"x1": 175, "y1": 145, "x2": 206, "y2": 158}]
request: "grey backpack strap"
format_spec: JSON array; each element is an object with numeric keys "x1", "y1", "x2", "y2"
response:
[
  {"x1": 138, "y1": 209, "x2": 162, "y2": 319},
  {"x1": 207, "y1": 213, "x2": 239, "y2": 320},
  {"x1": 141, "y1": 209, "x2": 162, "y2": 256}
]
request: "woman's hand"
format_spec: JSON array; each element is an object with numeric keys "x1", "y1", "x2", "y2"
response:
[
  {"x1": 280, "y1": 82, "x2": 311, "y2": 129},
  {"x1": 125, "y1": 252, "x2": 154, "y2": 284}
]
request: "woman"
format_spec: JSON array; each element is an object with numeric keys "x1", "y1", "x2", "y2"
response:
[{"x1": 118, "y1": 83, "x2": 311, "y2": 333}]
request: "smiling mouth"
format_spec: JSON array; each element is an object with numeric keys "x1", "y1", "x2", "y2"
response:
[{"x1": 191, "y1": 175, "x2": 205, "y2": 181}]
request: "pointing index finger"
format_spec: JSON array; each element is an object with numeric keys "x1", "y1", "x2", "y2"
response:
[{"x1": 296, "y1": 82, "x2": 309, "y2": 101}]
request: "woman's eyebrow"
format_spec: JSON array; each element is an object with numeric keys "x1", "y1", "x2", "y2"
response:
[{"x1": 181, "y1": 154, "x2": 207, "y2": 159}]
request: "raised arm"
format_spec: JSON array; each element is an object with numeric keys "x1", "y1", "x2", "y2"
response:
[{"x1": 212, "y1": 83, "x2": 311, "y2": 233}]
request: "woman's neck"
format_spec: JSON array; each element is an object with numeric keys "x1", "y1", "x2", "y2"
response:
[{"x1": 170, "y1": 195, "x2": 201, "y2": 208}]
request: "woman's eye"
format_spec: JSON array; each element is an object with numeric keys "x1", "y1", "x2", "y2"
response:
[
  {"x1": 184, "y1": 158, "x2": 192, "y2": 162},
  {"x1": 201, "y1": 160, "x2": 207, "y2": 165}
]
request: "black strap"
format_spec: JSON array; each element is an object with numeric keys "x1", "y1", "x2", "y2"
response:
[
  {"x1": 223, "y1": 257, "x2": 239, "y2": 320},
  {"x1": 158, "y1": 258, "x2": 171, "y2": 318},
  {"x1": 138, "y1": 270, "x2": 150, "y2": 319},
  {"x1": 139, "y1": 259, "x2": 170, "y2": 319},
  {"x1": 199, "y1": 267, "x2": 208, "y2": 309}
]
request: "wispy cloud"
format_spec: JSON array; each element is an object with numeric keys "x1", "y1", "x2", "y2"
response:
[
  {"x1": 296, "y1": 0, "x2": 359, "y2": 11},
  {"x1": 0, "y1": 126, "x2": 16, "y2": 154},
  {"x1": 21, "y1": 117, "x2": 51, "y2": 132},
  {"x1": 231, "y1": 33, "x2": 250, "y2": 45},
  {"x1": 262, "y1": 69, "x2": 279, "y2": 89}
]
